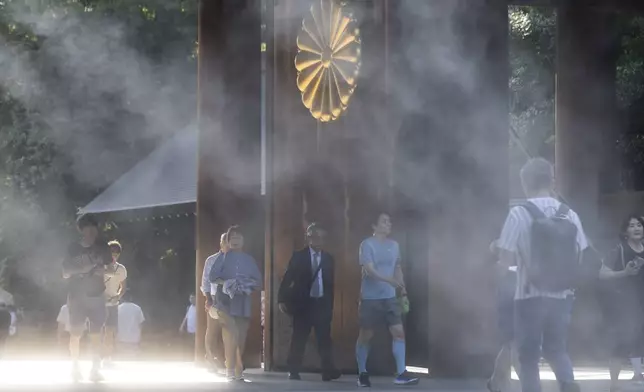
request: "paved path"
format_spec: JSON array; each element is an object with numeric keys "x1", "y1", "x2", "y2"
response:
[{"x1": 0, "y1": 360, "x2": 641, "y2": 391}]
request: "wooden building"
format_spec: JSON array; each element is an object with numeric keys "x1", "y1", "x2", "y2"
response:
[{"x1": 194, "y1": 0, "x2": 644, "y2": 377}]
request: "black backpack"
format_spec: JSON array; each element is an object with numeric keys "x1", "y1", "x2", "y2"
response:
[{"x1": 522, "y1": 202, "x2": 580, "y2": 292}]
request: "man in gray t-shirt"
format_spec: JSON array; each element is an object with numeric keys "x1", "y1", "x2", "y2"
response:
[{"x1": 355, "y1": 212, "x2": 418, "y2": 387}]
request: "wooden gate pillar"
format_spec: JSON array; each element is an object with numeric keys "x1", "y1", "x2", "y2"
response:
[
  {"x1": 427, "y1": 0, "x2": 509, "y2": 377},
  {"x1": 556, "y1": 6, "x2": 617, "y2": 237},
  {"x1": 196, "y1": 0, "x2": 263, "y2": 366},
  {"x1": 266, "y1": 0, "x2": 393, "y2": 374},
  {"x1": 556, "y1": 5, "x2": 619, "y2": 361},
  {"x1": 389, "y1": 0, "x2": 509, "y2": 377}
]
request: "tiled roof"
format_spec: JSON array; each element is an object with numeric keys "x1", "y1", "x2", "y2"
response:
[{"x1": 80, "y1": 127, "x2": 197, "y2": 214}]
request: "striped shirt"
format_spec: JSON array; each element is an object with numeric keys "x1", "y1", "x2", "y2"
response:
[{"x1": 497, "y1": 197, "x2": 588, "y2": 300}]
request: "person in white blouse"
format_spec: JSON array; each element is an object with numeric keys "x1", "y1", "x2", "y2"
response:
[
  {"x1": 116, "y1": 291, "x2": 144, "y2": 358},
  {"x1": 180, "y1": 294, "x2": 197, "y2": 335},
  {"x1": 201, "y1": 233, "x2": 228, "y2": 371},
  {"x1": 102, "y1": 240, "x2": 127, "y2": 366},
  {"x1": 179, "y1": 294, "x2": 197, "y2": 358}
]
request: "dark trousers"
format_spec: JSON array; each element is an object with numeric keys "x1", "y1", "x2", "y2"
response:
[{"x1": 287, "y1": 298, "x2": 334, "y2": 374}]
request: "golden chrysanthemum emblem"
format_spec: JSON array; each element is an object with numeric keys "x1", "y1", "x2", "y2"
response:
[{"x1": 295, "y1": 0, "x2": 361, "y2": 122}]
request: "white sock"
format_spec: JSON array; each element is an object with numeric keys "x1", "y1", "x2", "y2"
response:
[{"x1": 630, "y1": 358, "x2": 643, "y2": 376}]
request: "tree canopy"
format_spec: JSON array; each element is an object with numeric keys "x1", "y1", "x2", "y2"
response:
[
  {"x1": 0, "y1": 0, "x2": 197, "y2": 305},
  {"x1": 0, "y1": 2, "x2": 644, "y2": 306},
  {"x1": 509, "y1": 6, "x2": 644, "y2": 194}
]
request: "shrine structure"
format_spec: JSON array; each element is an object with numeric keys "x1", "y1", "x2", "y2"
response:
[{"x1": 195, "y1": 0, "x2": 641, "y2": 376}]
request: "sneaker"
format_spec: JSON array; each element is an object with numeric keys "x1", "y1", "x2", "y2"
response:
[
  {"x1": 322, "y1": 369, "x2": 341, "y2": 381},
  {"x1": 560, "y1": 381, "x2": 580, "y2": 392},
  {"x1": 288, "y1": 372, "x2": 301, "y2": 380},
  {"x1": 394, "y1": 371, "x2": 419, "y2": 386},
  {"x1": 89, "y1": 368, "x2": 104, "y2": 383},
  {"x1": 358, "y1": 372, "x2": 371, "y2": 387},
  {"x1": 71, "y1": 365, "x2": 82, "y2": 382},
  {"x1": 206, "y1": 356, "x2": 224, "y2": 373},
  {"x1": 206, "y1": 361, "x2": 222, "y2": 374},
  {"x1": 486, "y1": 379, "x2": 501, "y2": 392}
]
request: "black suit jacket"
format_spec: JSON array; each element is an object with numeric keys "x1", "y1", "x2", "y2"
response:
[{"x1": 278, "y1": 247, "x2": 335, "y2": 315}]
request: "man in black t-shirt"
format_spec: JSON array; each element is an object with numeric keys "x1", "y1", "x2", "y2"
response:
[{"x1": 63, "y1": 214, "x2": 110, "y2": 382}]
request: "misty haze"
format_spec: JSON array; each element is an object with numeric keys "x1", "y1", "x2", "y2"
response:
[{"x1": 0, "y1": 1, "x2": 642, "y2": 392}]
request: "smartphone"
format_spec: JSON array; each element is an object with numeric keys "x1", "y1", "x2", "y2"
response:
[{"x1": 635, "y1": 257, "x2": 644, "y2": 268}]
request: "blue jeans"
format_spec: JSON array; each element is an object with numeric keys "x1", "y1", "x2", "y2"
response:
[
  {"x1": 515, "y1": 297, "x2": 575, "y2": 392},
  {"x1": 497, "y1": 272, "x2": 517, "y2": 343}
]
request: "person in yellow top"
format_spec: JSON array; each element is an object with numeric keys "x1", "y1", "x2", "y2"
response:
[{"x1": 102, "y1": 240, "x2": 127, "y2": 366}]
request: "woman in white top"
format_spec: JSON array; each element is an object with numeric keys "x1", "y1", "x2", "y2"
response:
[{"x1": 117, "y1": 291, "x2": 145, "y2": 358}]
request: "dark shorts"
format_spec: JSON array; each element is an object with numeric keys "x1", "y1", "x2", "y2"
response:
[
  {"x1": 105, "y1": 305, "x2": 118, "y2": 329},
  {"x1": 68, "y1": 296, "x2": 106, "y2": 335},
  {"x1": 359, "y1": 298, "x2": 402, "y2": 328}
]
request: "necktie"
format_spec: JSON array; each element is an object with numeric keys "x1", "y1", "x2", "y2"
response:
[{"x1": 310, "y1": 252, "x2": 322, "y2": 298}]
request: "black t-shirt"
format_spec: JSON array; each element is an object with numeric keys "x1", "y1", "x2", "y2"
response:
[
  {"x1": 606, "y1": 243, "x2": 644, "y2": 303},
  {"x1": 64, "y1": 240, "x2": 111, "y2": 298}
]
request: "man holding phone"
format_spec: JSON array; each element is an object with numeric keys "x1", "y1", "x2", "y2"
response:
[{"x1": 63, "y1": 214, "x2": 111, "y2": 382}]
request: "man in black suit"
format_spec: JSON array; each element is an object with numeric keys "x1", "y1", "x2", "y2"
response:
[{"x1": 278, "y1": 223, "x2": 341, "y2": 381}]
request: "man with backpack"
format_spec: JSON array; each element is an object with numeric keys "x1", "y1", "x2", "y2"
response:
[{"x1": 497, "y1": 158, "x2": 587, "y2": 392}]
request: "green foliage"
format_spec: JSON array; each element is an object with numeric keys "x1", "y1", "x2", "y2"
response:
[
  {"x1": 617, "y1": 16, "x2": 644, "y2": 108},
  {"x1": 508, "y1": 6, "x2": 556, "y2": 196},
  {"x1": 509, "y1": 6, "x2": 556, "y2": 156},
  {"x1": 0, "y1": 0, "x2": 197, "y2": 302},
  {"x1": 509, "y1": 8, "x2": 644, "y2": 193}
]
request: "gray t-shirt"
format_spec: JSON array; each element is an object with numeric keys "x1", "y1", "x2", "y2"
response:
[
  {"x1": 209, "y1": 250, "x2": 262, "y2": 318},
  {"x1": 359, "y1": 237, "x2": 400, "y2": 300}
]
